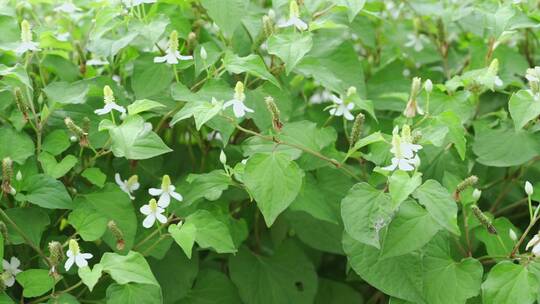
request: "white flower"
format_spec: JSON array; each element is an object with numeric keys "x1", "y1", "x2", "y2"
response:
[
  {"x1": 509, "y1": 229, "x2": 518, "y2": 242},
  {"x1": 154, "y1": 31, "x2": 193, "y2": 65},
  {"x1": 86, "y1": 58, "x2": 109, "y2": 66},
  {"x1": 2, "y1": 257, "x2": 22, "y2": 287},
  {"x1": 223, "y1": 82, "x2": 254, "y2": 118},
  {"x1": 140, "y1": 199, "x2": 168, "y2": 228},
  {"x1": 54, "y1": 2, "x2": 81, "y2": 14},
  {"x1": 383, "y1": 125, "x2": 422, "y2": 172},
  {"x1": 525, "y1": 181, "x2": 534, "y2": 196},
  {"x1": 494, "y1": 76, "x2": 503, "y2": 87},
  {"x1": 115, "y1": 173, "x2": 139, "y2": 200},
  {"x1": 309, "y1": 89, "x2": 332, "y2": 104},
  {"x1": 526, "y1": 233, "x2": 540, "y2": 256},
  {"x1": 148, "y1": 175, "x2": 183, "y2": 208},
  {"x1": 94, "y1": 85, "x2": 126, "y2": 115},
  {"x1": 123, "y1": 0, "x2": 156, "y2": 7},
  {"x1": 16, "y1": 20, "x2": 40, "y2": 55},
  {"x1": 278, "y1": 1, "x2": 308, "y2": 31},
  {"x1": 404, "y1": 33, "x2": 428, "y2": 52},
  {"x1": 65, "y1": 240, "x2": 93, "y2": 271},
  {"x1": 327, "y1": 95, "x2": 354, "y2": 120}
]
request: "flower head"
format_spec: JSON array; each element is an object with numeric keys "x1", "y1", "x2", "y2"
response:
[
  {"x1": 148, "y1": 175, "x2": 183, "y2": 208},
  {"x1": 140, "y1": 199, "x2": 167, "y2": 228},
  {"x1": 16, "y1": 20, "x2": 40, "y2": 55},
  {"x1": 154, "y1": 31, "x2": 193, "y2": 65},
  {"x1": 94, "y1": 85, "x2": 126, "y2": 115},
  {"x1": 278, "y1": 1, "x2": 308, "y2": 31},
  {"x1": 65, "y1": 240, "x2": 92, "y2": 271},
  {"x1": 2, "y1": 257, "x2": 22, "y2": 287},
  {"x1": 327, "y1": 94, "x2": 354, "y2": 121},
  {"x1": 383, "y1": 125, "x2": 422, "y2": 172},
  {"x1": 223, "y1": 82, "x2": 254, "y2": 118},
  {"x1": 526, "y1": 233, "x2": 540, "y2": 256},
  {"x1": 115, "y1": 173, "x2": 140, "y2": 200}
]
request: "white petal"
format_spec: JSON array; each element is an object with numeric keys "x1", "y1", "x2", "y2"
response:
[
  {"x1": 155, "y1": 213, "x2": 168, "y2": 224},
  {"x1": 2, "y1": 260, "x2": 9, "y2": 271},
  {"x1": 398, "y1": 159, "x2": 414, "y2": 171},
  {"x1": 4, "y1": 275, "x2": 14, "y2": 287},
  {"x1": 142, "y1": 214, "x2": 156, "y2": 228},
  {"x1": 140, "y1": 204, "x2": 152, "y2": 215},
  {"x1": 157, "y1": 193, "x2": 171, "y2": 208},
  {"x1": 115, "y1": 173, "x2": 124, "y2": 187},
  {"x1": 148, "y1": 188, "x2": 163, "y2": 196},
  {"x1": 233, "y1": 102, "x2": 246, "y2": 118},
  {"x1": 10, "y1": 257, "x2": 20, "y2": 269},
  {"x1": 277, "y1": 19, "x2": 294, "y2": 28},
  {"x1": 75, "y1": 254, "x2": 88, "y2": 268},
  {"x1": 526, "y1": 235, "x2": 540, "y2": 250},
  {"x1": 166, "y1": 53, "x2": 179, "y2": 64},
  {"x1": 94, "y1": 107, "x2": 110, "y2": 115},
  {"x1": 153, "y1": 55, "x2": 168, "y2": 63},
  {"x1": 170, "y1": 191, "x2": 183, "y2": 202},
  {"x1": 110, "y1": 102, "x2": 126, "y2": 113},
  {"x1": 293, "y1": 18, "x2": 308, "y2": 31},
  {"x1": 65, "y1": 256, "x2": 75, "y2": 271},
  {"x1": 331, "y1": 95, "x2": 343, "y2": 104},
  {"x1": 533, "y1": 243, "x2": 540, "y2": 256},
  {"x1": 343, "y1": 110, "x2": 354, "y2": 121}
]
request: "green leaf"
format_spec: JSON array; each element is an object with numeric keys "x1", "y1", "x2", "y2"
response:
[
  {"x1": 178, "y1": 170, "x2": 231, "y2": 205},
  {"x1": 108, "y1": 115, "x2": 172, "y2": 160},
  {"x1": 43, "y1": 81, "x2": 88, "y2": 104},
  {"x1": 289, "y1": 175, "x2": 339, "y2": 224},
  {"x1": 482, "y1": 262, "x2": 538, "y2": 304},
  {"x1": 413, "y1": 180, "x2": 460, "y2": 235},
  {"x1": 78, "y1": 264, "x2": 103, "y2": 292},
  {"x1": 229, "y1": 242, "x2": 318, "y2": 304},
  {"x1": 244, "y1": 152, "x2": 304, "y2": 226},
  {"x1": 100, "y1": 251, "x2": 159, "y2": 286},
  {"x1": 169, "y1": 221, "x2": 196, "y2": 258},
  {"x1": 509, "y1": 90, "x2": 540, "y2": 130},
  {"x1": 68, "y1": 204, "x2": 108, "y2": 241},
  {"x1": 267, "y1": 32, "x2": 313, "y2": 75},
  {"x1": 336, "y1": 0, "x2": 366, "y2": 22},
  {"x1": 187, "y1": 209, "x2": 236, "y2": 254},
  {"x1": 380, "y1": 200, "x2": 440, "y2": 259},
  {"x1": 170, "y1": 99, "x2": 224, "y2": 130},
  {"x1": 475, "y1": 217, "x2": 517, "y2": 257},
  {"x1": 200, "y1": 0, "x2": 248, "y2": 38},
  {"x1": 17, "y1": 174, "x2": 72, "y2": 209},
  {"x1": 473, "y1": 127, "x2": 540, "y2": 167},
  {"x1": 106, "y1": 283, "x2": 162, "y2": 304},
  {"x1": 0, "y1": 127, "x2": 34, "y2": 164},
  {"x1": 131, "y1": 55, "x2": 174, "y2": 99},
  {"x1": 16, "y1": 269, "x2": 57, "y2": 297},
  {"x1": 388, "y1": 171, "x2": 422, "y2": 209},
  {"x1": 42, "y1": 130, "x2": 70, "y2": 156},
  {"x1": 341, "y1": 182, "x2": 393, "y2": 248},
  {"x1": 286, "y1": 211, "x2": 343, "y2": 254},
  {"x1": 315, "y1": 279, "x2": 364, "y2": 304},
  {"x1": 4, "y1": 207, "x2": 50, "y2": 246},
  {"x1": 181, "y1": 269, "x2": 242, "y2": 304},
  {"x1": 223, "y1": 52, "x2": 280, "y2": 88},
  {"x1": 81, "y1": 184, "x2": 137, "y2": 251},
  {"x1": 38, "y1": 152, "x2": 78, "y2": 179},
  {"x1": 127, "y1": 99, "x2": 165, "y2": 115},
  {"x1": 81, "y1": 167, "x2": 107, "y2": 188}
]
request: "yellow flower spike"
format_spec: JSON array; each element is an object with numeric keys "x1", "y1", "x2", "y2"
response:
[
  {"x1": 20, "y1": 20, "x2": 32, "y2": 43},
  {"x1": 149, "y1": 198, "x2": 158, "y2": 211},
  {"x1": 289, "y1": 0, "x2": 300, "y2": 19},
  {"x1": 103, "y1": 85, "x2": 115, "y2": 104},
  {"x1": 161, "y1": 175, "x2": 171, "y2": 190},
  {"x1": 234, "y1": 82, "x2": 245, "y2": 101},
  {"x1": 127, "y1": 175, "x2": 139, "y2": 188},
  {"x1": 68, "y1": 239, "x2": 80, "y2": 254},
  {"x1": 169, "y1": 30, "x2": 179, "y2": 53}
]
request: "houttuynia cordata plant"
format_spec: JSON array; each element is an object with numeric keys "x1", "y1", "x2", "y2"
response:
[{"x1": 0, "y1": 0, "x2": 539, "y2": 303}]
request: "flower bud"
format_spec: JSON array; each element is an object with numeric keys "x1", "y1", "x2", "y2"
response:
[
  {"x1": 509, "y1": 229, "x2": 518, "y2": 242},
  {"x1": 411, "y1": 77, "x2": 422, "y2": 97},
  {"x1": 108, "y1": 220, "x2": 125, "y2": 250},
  {"x1": 219, "y1": 150, "x2": 227, "y2": 165},
  {"x1": 347, "y1": 86, "x2": 357, "y2": 97},
  {"x1": 454, "y1": 175, "x2": 478, "y2": 201},
  {"x1": 265, "y1": 96, "x2": 282, "y2": 131},
  {"x1": 20, "y1": 20, "x2": 32, "y2": 43},
  {"x1": 14, "y1": 88, "x2": 29, "y2": 122},
  {"x1": 1, "y1": 158, "x2": 14, "y2": 195},
  {"x1": 525, "y1": 181, "x2": 534, "y2": 196},
  {"x1": 200, "y1": 46, "x2": 208, "y2": 60},
  {"x1": 349, "y1": 113, "x2": 365, "y2": 148},
  {"x1": 424, "y1": 79, "x2": 433, "y2": 93},
  {"x1": 70, "y1": 135, "x2": 78, "y2": 142},
  {"x1": 262, "y1": 15, "x2": 275, "y2": 38},
  {"x1": 471, "y1": 205, "x2": 497, "y2": 234},
  {"x1": 472, "y1": 188, "x2": 482, "y2": 201},
  {"x1": 404, "y1": 77, "x2": 423, "y2": 118}
]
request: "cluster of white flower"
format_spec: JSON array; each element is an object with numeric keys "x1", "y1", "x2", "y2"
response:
[
  {"x1": 383, "y1": 125, "x2": 422, "y2": 172},
  {"x1": 1, "y1": 257, "x2": 21, "y2": 287},
  {"x1": 325, "y1": 87, "x2": 358, "y2": 121},
  {"x1": 224, "y1": 82, "x2": 254, "y2": 118}
]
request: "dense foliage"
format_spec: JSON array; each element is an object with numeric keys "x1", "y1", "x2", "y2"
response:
[{"x1": 1, "y1": 0, "x2": 540, "y2": 303}]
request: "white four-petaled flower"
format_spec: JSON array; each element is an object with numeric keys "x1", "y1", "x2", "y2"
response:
[
  {"x1": 526, "y1": 233, "x2": 540, "y2": 256},
  {"x1": 65, "y1": 239, "x2": 93, "y2": 271},
  {"x1": 94, "y1": 85, "x2": 126, "y2": 115},
  {"x1": 148, "y1": 175, "x2": 183, "y2": 208},
  {"x1": 2, "y1": 257, "x2": 22, "y2": 287},
  {"x1": 140, "y1": 198, "x2": 168, "y2": 228},
  {"x1": 223, "y1": 82, "x2": 254, "y2": 118},
  {"x1": 278, "y1": 1, "x2": 308, "y2": 31},
  {"x1": 327, "y1": 95, "x2": 354, "y2": 121},
  {"x1": 16, "y1": 20, "x2": 40, "y2": 55},
  {"x1": 383, "y1": 125, "x2": 422, "y2": 172},
  {"x1": 154, "y1": 30, "x2": 193, "y2": 65},
  {"x1": 115, "y1": 173, "x2": 140, "y2": 200}
]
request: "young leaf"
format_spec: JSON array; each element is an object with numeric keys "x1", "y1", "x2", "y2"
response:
[{"x1": 413, "y1": 180, "x2": 460, "y2": 235}]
